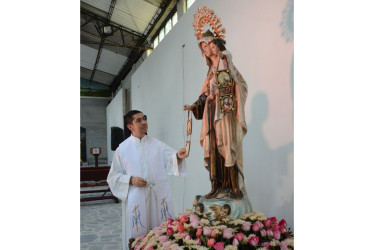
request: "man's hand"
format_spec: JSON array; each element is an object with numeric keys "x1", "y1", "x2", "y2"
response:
[
  {"x1": 131, "y1": 177, "x2": 147, "y2": 187},
  {"x1": 177, "y1": 148, "x2": 188, "y2": 159}
]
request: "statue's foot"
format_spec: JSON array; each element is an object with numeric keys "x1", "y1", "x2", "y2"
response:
[
  {"x1": 205, "y1": 182, "x2": 221, "y2": 199},
  {"x1": 229, "y1": 189, "x2": 243, "y2": 199},
  {"x1": 205, "y1": 188, "x2": 221, "y2": 199}
]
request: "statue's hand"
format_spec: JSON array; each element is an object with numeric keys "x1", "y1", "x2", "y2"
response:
[
  {"x1": 177, "y1": 148, "x2": 188, "y2": 159},
  {"x1": 183, "y1": 104, "x2": 193, "y2": 111}
]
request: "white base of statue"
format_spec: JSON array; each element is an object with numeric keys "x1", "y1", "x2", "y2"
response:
[{"x1": 193, "y1": 194, "x2": 252, "y2": 220}]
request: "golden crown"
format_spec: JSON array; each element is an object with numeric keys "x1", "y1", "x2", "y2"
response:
[{"x1": 192, "y1": 6, "x2": 226, "y2": 40}]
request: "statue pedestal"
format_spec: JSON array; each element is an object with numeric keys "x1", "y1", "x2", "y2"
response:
[{"x1": 194, "y1": 194, "x2": 252, "y2": 220}]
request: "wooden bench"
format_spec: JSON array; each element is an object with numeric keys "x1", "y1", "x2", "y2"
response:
[{"x1": 80, "y1": 166, "x2": 119, "y2": 203}]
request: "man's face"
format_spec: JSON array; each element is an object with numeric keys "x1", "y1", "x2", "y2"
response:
[
  {"x1": 127, "y1": 112, "x2": 148, "y2": 138},
  {"x1": 201, "y1": 42, "x2": 212, "y2": 58}
]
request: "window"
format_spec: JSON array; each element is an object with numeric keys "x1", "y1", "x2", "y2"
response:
[
  {"x1": 153, "y1": 36, "x2": 159, "y2": 48},
  {"x1": 172, "y1": 12, "x2": 178, "y2": 26},
  {"x1": 165, "y1": 19, "x2": 172, "y2": 35},
  {"x1": 159, "y1": 28, "x2": 165, "y2": 42},
  {"x1": 186, "y1": 0, "x2": 196, "y2": 9},
  {"x1": 150, "y1": 10, "x2": 178, "y2": 52}
]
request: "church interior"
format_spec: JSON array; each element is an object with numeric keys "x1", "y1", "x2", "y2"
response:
[
  {"x1": 4, "y1": 0, "x2": 374, "y2": 249},
  {"x1": 80, "y1": 0, "x2": 294, "y2": 249}
]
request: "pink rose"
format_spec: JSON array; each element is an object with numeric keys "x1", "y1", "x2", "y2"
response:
[
  {"x1": 278, "y1": 219, "x2": 287, "y2": 228},
  {"x1": 166, "y1": 227, "x2": 173, "y2": 235},
  {"x1": 213, "y1": 242, "x2": 225, "y2": 250},
  {"x1": 270, "y1": 216, "x2": 277, "y2": 223},
  {"x1": 180, "y1": 216, "x2": 188, "y2": 223},
  {"x1": 184, "y1": 234, "x2": 191, "y2": 240},
  {"x1": 174, "y1": 220, "x2": 180, "y2": 227},
  {"x1": 194, "y1": 238, "x2": 201, "y2": 245},
  {"x1": 261, "y1": 242, "x2": 270, "y2": 248},
  {"x1": 248, "y1": 236, "x2": 259, "y2": 246},
  {"x1": 167, "y1": 218, "x2": 173, "y2": 225},
  {"x1": 158, "y1": 235, "x2": 169, "y2": 244},
  {"x1": 266, "y1": 229, "x2": 273, "y2": 237},
  {"x1": 153, "y1": 227, "x2": 163, "y2": 236},
  {"x1": 234, "y1": 233, "x2": 244, "y2": 241},
  {"x1": 232, "y1": 237, "x2": 239, "y2": 246},
  {"x1": 203, "y1": 226, "x2": 212, "y2": 236},
  {"x1": 207, "y1": 238, "x2": 216, "y2": 247},
  {"x1": 252, "y1": 222, "x2": 260, "y2": 232},
  {"x1": 272, "y1": 223, "x2": 279, "y2": 231},
  {"x1": 256, "y1": 221, "x2": 264, "y2": 229},
  {"x1": 179, "y1": 212, "x2": 189, "y2": 218},
  {"x1": 191, "y1": 220, "x2": 200, "y2": 228},
  {"x1": 189, "y1": 215, "x2": 200, "y2": 222},
  {"x1": 279, "y1": 226, "x2": 286, "y2": 233},
  {"x1": 273, "y1": 229, "x2": 281, "y2": 240},
  {"x1": 210, "y1": 230, "x2": 218, "y2": 238},
  {"x1": 147, "y1": 247, "x2": 154, "y2": 250},
  {"x1": 280, "y1": 241, "x2": 288, "y2": 250},
  {"x1": 260, "y1": 229, "x2": 266, "y2": 237},
  {"x1": 241, "y1": 221, "x2": 251, "y2": 231},
  {"x1": 264, "y1": 218, "x2": 272, "y2": 227},
  {"x1": 178, "y1": 224, "x2": 185, "y2": 233},
  {"x1": 162, "y1": 241, "x2": 171, "y2": 250},
  {"x1": 196, "y1": 228, "x2": 203, "y2": 237},
  {"x1": 222, "y1": 228, "x2": 235, "y2": 239}
]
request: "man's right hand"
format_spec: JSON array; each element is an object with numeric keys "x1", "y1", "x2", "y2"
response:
[{"x1": 131, "y1": 177, "x2": 147, "y2": 187}]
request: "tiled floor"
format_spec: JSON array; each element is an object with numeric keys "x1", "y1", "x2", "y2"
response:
[{"x1": 80, "y1": 200, "x2": 122, "y2": 250}]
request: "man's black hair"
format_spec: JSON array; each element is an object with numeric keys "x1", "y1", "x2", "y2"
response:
[{"x1": 123, "y1": 110, "x2": 142, "y2": 140}]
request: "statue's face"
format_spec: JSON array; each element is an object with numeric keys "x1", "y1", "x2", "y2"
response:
[
  {"x1": 220, "y1": 207, "x2": 229, "y2": 217},
  {"x1": 201, "y1": 42, "x2": 213, "y2": 58},
  {"x1": 209, "y1": 42, "x2": 220, "y2": 56}
]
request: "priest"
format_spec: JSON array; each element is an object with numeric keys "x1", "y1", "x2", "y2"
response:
[{"x1": 107, "y1": 110, "x2": 188, "y2": 249}]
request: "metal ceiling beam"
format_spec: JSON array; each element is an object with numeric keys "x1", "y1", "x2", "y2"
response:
[
  {"x1": 110, "y1": 0, "x2": 173, "y2": 94},
  {"x1": 81, "y1": 8, "x2": 143, "y2": 38},
  {"x1": 81, "y1": 40, "x2": 152, "y2": 51},
  {"x1": 81, "y1": 30, "x2": 152, "y2": 50},
  {"x1": 89, "y1": 0, "x2": 117, "y2": 82}
]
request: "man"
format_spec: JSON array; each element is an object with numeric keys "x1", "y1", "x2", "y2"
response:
[{"x1": 107, "y1": 110, "x2": 188, "y2": 249}]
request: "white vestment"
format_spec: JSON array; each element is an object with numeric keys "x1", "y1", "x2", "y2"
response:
[{"x1": 107, "y1": 135, "x2": 187, "y2": 250}]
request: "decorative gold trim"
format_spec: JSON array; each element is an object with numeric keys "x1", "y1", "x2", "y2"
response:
[
  {"x1": 216, "y1": 69, "x2": 233, "y2": 88},
  {"x1": 219, "y1": 94, "x2": 236, "y2": 113},
  {"x1": 193, "y1": 6, "x2": 226, "y2": 40}
]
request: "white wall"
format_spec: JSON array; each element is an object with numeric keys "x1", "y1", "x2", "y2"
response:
[
  {"x1": 131, "y1": 0, "x2": 294, "y2": 229},
  {"x1": 81, "y1": 97, "x2": 110, "y2": 165},
  {"x1": 106, "y1": 88, "x2": 124, "y2": 164}
]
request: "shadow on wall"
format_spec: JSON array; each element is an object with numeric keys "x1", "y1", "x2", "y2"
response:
[{"x1": 244, "y1": 92, "x2": 294, "y2": 228}]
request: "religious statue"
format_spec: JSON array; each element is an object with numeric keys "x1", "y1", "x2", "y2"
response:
[{"x1": 183, "y1": 7, "x2": 248, "y2": 200}]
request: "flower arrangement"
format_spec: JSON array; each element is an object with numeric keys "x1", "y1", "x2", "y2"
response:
[{"x1": 130, "y1": 209, "x2": 294, "y2": 250}]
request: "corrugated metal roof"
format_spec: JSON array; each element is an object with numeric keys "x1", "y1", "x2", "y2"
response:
[
  {"x1": 112, "y1": 0, "x2": 159, "y2": 34},
  {"x1": 81, "y1": 0, "x2": 112, "y2": 14},
  {"x1": 80, "y1": 0, "x2": 176, "y2": 88},
  {"x1": 80, "y1": 44, "x2": 127, "y2": 76}
]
